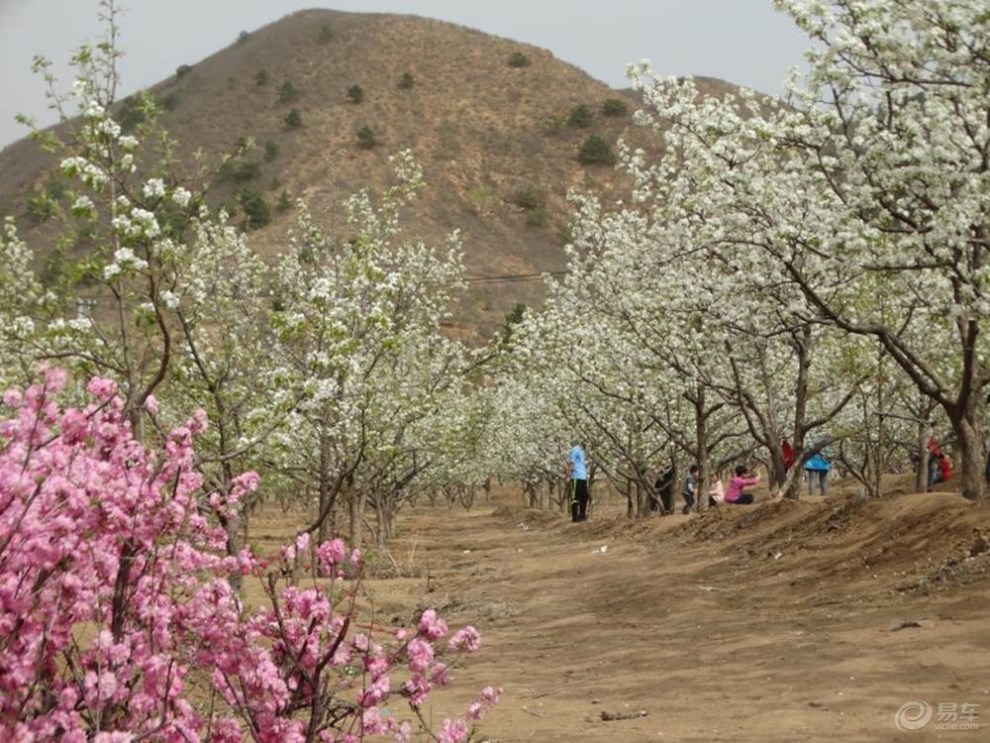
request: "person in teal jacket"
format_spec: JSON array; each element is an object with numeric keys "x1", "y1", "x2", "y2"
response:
[
  {"x1": 568, "y1": 443, "x2": 590, "y2": 522},
  {"x1": 805, "y1": 451, "x2": 831, "y2": 496}
]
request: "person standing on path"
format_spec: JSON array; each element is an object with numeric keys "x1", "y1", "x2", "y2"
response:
[
  {"x1": 804, "y1": 451, "x2": 831, "y2": 496},
  {"x1": 681, "y1": 464, "x2": 699, "y2": 514},
  {"x1": 569, "y1": 442, "x2": 590, "y2": 522}
]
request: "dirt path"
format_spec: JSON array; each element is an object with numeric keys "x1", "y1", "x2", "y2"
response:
[{"x1": 364, "y1": 490, "x2": 990, "y2": 742}]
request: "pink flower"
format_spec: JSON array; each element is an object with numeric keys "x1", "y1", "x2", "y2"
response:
[
  {"x1": 417, "y1": 609, "x2": 447, "y2": 640},
  {"x1": 190, "y1": 408, "x2": 209, "y2": 434},
  {"x1": 60, "y1": 409, "x2": 89, "y2": 444},
  {"x1": 480, "y1": 686, "x2": 502, "y2": 705},
  {"x1": 207, "y1": 718, "x2": 242, "y2": 742},
  {"x1": 429, "y1": 662, "x2": 451, "y2": 687},
  {"x1": 402, "y1": 674, "x2": 431, "y2": 707},
  {"x1": 392, "y1": 720, "x2": 412, "y2": 743},
  {"x1": 361, "y1": 707, "x2": 385, "y2": 735},
  {"x1": 317, "y1": 538, "x2": 345, "y2": 567},
  {"x1": 437, "y1": 718, "x2": 470, "y2": 743},
  {"x1": 406, "y1": 638, "x2": 433, "y2": 673},
  {"x1": 467, "y1": 685, "x2": 502, "y2": 721},
  {"x1": 143, "y1": 394, "x2": 159, "y2": 415},
  {"x1": 358, "y1": 674, "x2": 390, "y2": 707},
  {"x1": 43, "y1": 367, "x2": 68, "y2": 391},
  {"x1": 295, "y1": 532, "x2": 310, "y2": 554},
  {"x1": 448, "y1": 626, "x2": 481, "y2": 653},
  {"x1": 86, "y1": 376, "x2": 118, "y2": 400}
]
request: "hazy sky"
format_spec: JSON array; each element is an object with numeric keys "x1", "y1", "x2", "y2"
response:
[{"x1": 0, "y1": 0, "x2": 811, "y2": 148}]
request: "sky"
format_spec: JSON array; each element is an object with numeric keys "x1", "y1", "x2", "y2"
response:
[{"x1": 0, "y1": 0, "x2": 812, "y2": 149}]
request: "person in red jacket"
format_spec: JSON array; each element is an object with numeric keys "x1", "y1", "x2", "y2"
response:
[
  {"x1": 932, "y1": 452, "x2": 953, "y2": 486},
  {"x1": 781, "y1": 439, "x2": 795, "y2": 471}
]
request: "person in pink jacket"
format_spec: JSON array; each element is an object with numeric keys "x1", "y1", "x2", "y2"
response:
[{"x1": 724, "y1": 464, "x2": 759, "y2": 505}]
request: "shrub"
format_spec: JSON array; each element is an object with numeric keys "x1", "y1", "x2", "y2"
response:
[
  {"x1": 255, "y1": 69, "x2": 269, "y2": 86},
  {"x1": 568, "y1": 104, "x2": 593, "y2": 128},
  {"x1": 278, "y1": 80, "x2": 299, "y2": 103},
  {"x1": 175, "y1": 64, "x2": 193, "y2": 80},
  {"x1": 602, "y1": 97, "x2": 629, "y2": 117},
  {"x1": 238, "y1": 188, "x2": 272, "y2": 229},
  {"x1": 263, "y1": 139, "x2": 279, "y2": 162},
  {"x1": 507, "y1": 51, "x2": 531, "y2": 68},
  {"x1": 511, "y1": 186, "x2": 546, "y2": 211},
  {"x1": 219, "y1": 159, "x2": 261, "y2": 183},
  {"x1": 317, "y1": 23, "x2": 333, "y2": 44},
  {"x1": 22, "y1": 175, "x2": 69, "y2": 225},
  {"x1": 276, "y1": 189, "x2": 292, "y2": 213},
  {"x1": 526, "y1": 206, "x2": 548, "y2": 227},
  {"x1": 40, "y1": 247, "x2": 68, "y2": 287},
  {"x1": 237, "y1": 30, "x2": 250, "y2": 43},
  {"x1": 44, "y1": 175, "x2": 68, "y2": 201},
  {"x1": 501, "y1": 301, "x2": 528, "y2": 343},
  {"x1": 160, "y1": 93, "x2": 179, "y2": 112},
  {"x1": 117, "y1": 94, "x2": 148, "y2": 132},
  {"x1": 284, "y1": 107, "x2": 303, "y2": 129},
  {"x1": 356, "y1": 125, "x2": 377, "y2": 149},
  {"x1": 26, "y1": 192, "x2": 56, "y2": 223},
  {"x1": 577, "y1": 134, "x2": 615, "y2": 165},
  {"x1": 398, "y1": 71, "x2": 415, "y2": 89},
  {"x1": 347, "y1": 84, "x2": 364, "y2": 103}
]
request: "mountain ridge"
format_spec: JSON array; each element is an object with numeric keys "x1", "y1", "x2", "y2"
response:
[{"x1": 0, "y1": 9, "x2": 747, "y2": 339}]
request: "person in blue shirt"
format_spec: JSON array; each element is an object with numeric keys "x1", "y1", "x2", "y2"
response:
[
  {"x1": 804, "y1": 451, "x2": 831, "y2": 496},
  {"x1": 568, "y1": 443, "x2": 590, "y2": 522}
]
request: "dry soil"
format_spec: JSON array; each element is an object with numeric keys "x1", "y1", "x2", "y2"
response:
[{"x1": 255, "y1": 480, "x2": 990, "y2": 742}]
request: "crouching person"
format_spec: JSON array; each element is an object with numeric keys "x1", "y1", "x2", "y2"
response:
[{"x1": 724, "y1": 465, "x2": 759, "y2": 505}]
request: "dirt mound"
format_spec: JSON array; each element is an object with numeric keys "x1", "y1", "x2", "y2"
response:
[
  {"x1": 498, "y1": 490, "x2": 990, "y2": 595},
  {"x1": 397, "y1": 491, "x2": 990, "y2": 741},
  {"x1": 250, "y1": 491, "x2": 990, "y2": 740}
]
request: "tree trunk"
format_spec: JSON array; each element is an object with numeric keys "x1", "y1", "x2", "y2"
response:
[
  {"x1": 222, "y1": 513, "x2": 243, "y2": 591},
  {"x1": 348, "y1": 489, "x2": 366, "y2": 552},
  {"x1": 782, "y1": 325, "x2": 812, "y2": 500},
  {"x1": 768, "y1": 445, "x2": 788, "y2": 491},
  {"x1": 915, "y1": 420, "x2": 931, "y2": 494},
  {"x1": 950, "y1": 413, "x2": 985, "y2": 502},
  {"x1": 694, "y1": 386, "x2": 711, "y2": 512},
  {"x1": 635, "y1": 480, "x2": 648, "y2": 518},
  {"x1": 317, "y1": 436, "x2": 332, "y2": 543}
]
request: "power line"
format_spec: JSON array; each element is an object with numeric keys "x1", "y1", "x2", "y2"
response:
[{"x1": 463, "y1": 270, "x2": 567, "y2": 285}]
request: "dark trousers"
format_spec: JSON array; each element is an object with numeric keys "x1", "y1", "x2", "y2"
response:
[
  {"x1": 730, "y1": 492, "x2": 754, "y2": 505},
  {"x1": 681, "y1": 490, "x2": 695, "y2": 514},
  {"x1": 571, "y1": 478, "x2": 589, "y2": 522}
]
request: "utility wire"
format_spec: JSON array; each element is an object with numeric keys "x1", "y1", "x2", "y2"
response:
[{"x1": 463, "y1": 270, "x2": 566, "y2": 285}]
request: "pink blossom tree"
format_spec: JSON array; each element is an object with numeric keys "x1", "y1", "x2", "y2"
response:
[{"x1": 0, "y1": 369, "x2": 497, "y2": 742}]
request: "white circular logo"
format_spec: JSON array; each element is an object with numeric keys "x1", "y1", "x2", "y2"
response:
[{"x1": 895, "y1": 701, "x2": 933, "y2": 732}]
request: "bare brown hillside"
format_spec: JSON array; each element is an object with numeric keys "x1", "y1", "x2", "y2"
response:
[{"x1": 0, "y1": 10, "x2": 743, "y2": 339}]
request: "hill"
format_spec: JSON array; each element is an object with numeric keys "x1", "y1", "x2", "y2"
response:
[{"x1": 0, "y1": 10, "x2": 743, "y2": 340}]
